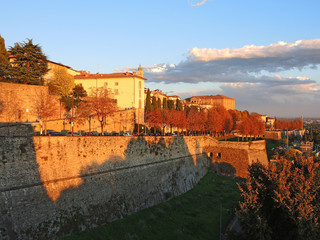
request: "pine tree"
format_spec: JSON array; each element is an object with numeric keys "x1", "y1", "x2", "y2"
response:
[{"x1": 6, "y1": 39, "x2": 48, "y2": 85}]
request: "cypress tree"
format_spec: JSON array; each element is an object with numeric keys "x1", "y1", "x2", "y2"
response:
[
  {"x1": 0, "y1": 35, "x2": 8, "y2": 66},
  {"x1": 0, "y1": 35, "x2": 9, "y2": 78},
  {"x1": 145, "y1": 88, "x2": 152, "y2": 113},
  {"x1": 157, "y1": 98, "x2": 161, "y2": 109},
  {"x1": 167, "y1": 100, "x2": 174, "y2": 109},
  {"x1": 151, "y1": 96, "x2": 157, "y2": 110},
  {"x1": 163, "y1": 97, "x2": 168, "y2": 109},
  {"x1": 176, "y1": 99, "x2": 183, "y2": 111}
]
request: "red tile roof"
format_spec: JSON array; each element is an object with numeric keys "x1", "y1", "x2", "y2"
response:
[
  {"x1": 74, "y1": 72, "x2": 147, "y2": 80},
  {"x1": 190, "y1": 94, "x2": 234, "y2": 100}
]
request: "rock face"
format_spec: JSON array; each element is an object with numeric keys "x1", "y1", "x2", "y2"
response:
[{"x1": 0, "y1": 133, "x2": 267, "y2": 239}]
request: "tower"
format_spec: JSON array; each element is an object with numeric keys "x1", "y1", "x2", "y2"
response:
[{"x1": 136, "y1": 64, "x2": 143, "y2": 78}]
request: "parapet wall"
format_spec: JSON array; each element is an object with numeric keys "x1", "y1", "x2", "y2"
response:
[{"x1": 0, "y1": 134, "x2": 267, "y2": 239}]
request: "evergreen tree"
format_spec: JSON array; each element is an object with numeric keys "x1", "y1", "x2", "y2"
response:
[
  {"x1": 6, "y1": 39, "x2": 48, "y2": 85},
  {"x1": 157, "y1": 98, "x2": 161, "y2": 109},
  {"x1": 163, "y1": 97, "x2": 168, "y2": 109},
  {"x1": 0, "y1": 35, "x2": 8, "y2": 66},
  {"x1": 151, "y1": 96, "x2": 157, "y2": 110},
  {"x1": 167, "y1": 100, "x2": 174, "y2": 109},
  {"x1": 176, "y1": 99, "x2": 183, "y2": 111},
  {"x1": 145, "y1": 88, "x2": 152, "y2": 113},
  {"x1": 73, "y1": 84, "x2": 87, "y2": 99},
  {"x1": 0, "y1": 35, "x2": 9, "y2": 77}
]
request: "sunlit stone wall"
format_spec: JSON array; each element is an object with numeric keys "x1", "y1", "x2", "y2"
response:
[{"x1": 0, "y1": 133, "x2": 267, "y2": 239}]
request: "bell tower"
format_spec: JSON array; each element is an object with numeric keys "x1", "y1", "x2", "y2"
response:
[{"x1": 136, "y1": 64, "x2": 143, "y2": 78}]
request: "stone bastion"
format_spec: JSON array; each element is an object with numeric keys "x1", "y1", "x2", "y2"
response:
[{"x1": 0, "y1": 128, "x2": 267, "y2": 239}]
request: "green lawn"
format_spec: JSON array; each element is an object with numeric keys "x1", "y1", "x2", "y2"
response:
[{"x1": 61, "y1": 170, "x2": 240, "y2": 240}]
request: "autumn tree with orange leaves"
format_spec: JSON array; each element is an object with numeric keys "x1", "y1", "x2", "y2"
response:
[
  {"x1": 274, "y1": 118, "x2": 303, "y2": 130},
  {"x1": 238, "y1": 114, "x2": 265, "y2": 140},
  {"x1": 85, "y1": 87, "x2": 117, "y2": 134},
  {"x1": 145, "y1": 109, "x2": 163, "y2": 133},
  {"x1": 237, "y1": 156, "x2": 320, "y2": 240},
  {"x1": 176, "y1": 110, "x2": 187, "y2": 134}
]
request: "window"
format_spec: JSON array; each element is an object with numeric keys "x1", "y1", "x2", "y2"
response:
[
  {"x1": 104, "y1": 82, "x2": 108, "y2": 87},
  {"x1": 139, "y1": 99, "x2": 142, "y2": 108},
  {"x1": 139, "y1": 90, "x2": 141, "y2": 98},
  {"x1": 115, "y1": 89, "x2": 119, "y2": 95},
  {"x1": 115, "y1": 82, "x2": 119, "y2": 86},
  {"x1": 139, "y1": 81, "x2": 141, "y2": 89}
]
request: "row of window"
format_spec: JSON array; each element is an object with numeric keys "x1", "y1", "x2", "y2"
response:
[
  {"x1": 103, "y1": 81, "x2": 142, "y2": 88},
  {"x1": 104, "y1": 82, "x2": 118, "y2": 87}
]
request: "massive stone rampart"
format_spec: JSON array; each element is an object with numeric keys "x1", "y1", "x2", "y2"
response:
[{"x1": 0, "y1": 134, "x2": 267, "y2": 239}]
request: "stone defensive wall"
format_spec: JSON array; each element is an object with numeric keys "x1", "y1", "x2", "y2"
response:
[{"x1": 0, "y1": 128, "x2": 267, "y2": 239}]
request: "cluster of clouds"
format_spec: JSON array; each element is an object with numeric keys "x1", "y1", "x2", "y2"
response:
[{"x1": 134, "y1": 39, "x2": 319, "y2": 117}]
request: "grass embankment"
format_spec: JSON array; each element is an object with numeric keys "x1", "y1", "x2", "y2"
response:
[
  {"x1": 266, "y1": 139, "x2": 281, "y2": 160},
  {"x1": 62, "y1": 170, "x2": 240, "y2": 240}
]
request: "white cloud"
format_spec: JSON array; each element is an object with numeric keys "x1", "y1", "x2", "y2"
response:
[
  {"x1": 189, "y1": 39, "x2": 320, "y2": 61},
  {"x1": 125, "y1": 39, "x2": 320, "y2": 117},
  {"x1": 188, "y1": 0, "x2": 209, "y2": 7}
]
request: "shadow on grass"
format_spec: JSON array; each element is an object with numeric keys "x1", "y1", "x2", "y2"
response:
[{"x1": 61, "y1": 169, "x2": 240, "y2": 240}]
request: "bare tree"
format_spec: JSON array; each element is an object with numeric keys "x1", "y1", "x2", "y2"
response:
[
  {"x1": 86, "y1": 87, "x2": 117, "y2": 134},
  {"x1": 33, "y1": 89, "x2": 58, "y2": 134}
]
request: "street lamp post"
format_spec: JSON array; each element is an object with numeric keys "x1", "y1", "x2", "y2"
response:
[
  {"x1": 71, "y1": 92, "x2": 74, "y2": 136},
  {"x1": 26, "y1": 108, "x2": 29, "y2": 122}
]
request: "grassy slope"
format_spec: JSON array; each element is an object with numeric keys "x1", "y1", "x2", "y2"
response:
[{"x1": 62, "y1": 170, "x2": 240, "y2": 240}]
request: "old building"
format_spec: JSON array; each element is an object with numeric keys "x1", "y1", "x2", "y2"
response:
[
  {"x1": 74, "y1": 66, "x2": 146, "y2": 124},
  {"x1": 184, "y1": 94, "x2": 235, "y2": 110},
  {"x1": 44, "y1": 60, "x2": 81, "y2": 84}
]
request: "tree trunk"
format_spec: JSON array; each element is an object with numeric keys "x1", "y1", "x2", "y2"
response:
[{"x1": 100, "y1": 121, "x2": 104, "y2": 135}]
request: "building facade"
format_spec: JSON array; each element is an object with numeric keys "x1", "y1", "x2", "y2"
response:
[
  {"x1": 74, "y1": 66, "x2": 146, "y2": 124},
  {"x1": 184, "y1": 94, "x2": 235, "y2": 110},
  {"x1": 44, "y1": 60, "x2": 81, "y2": 84}
]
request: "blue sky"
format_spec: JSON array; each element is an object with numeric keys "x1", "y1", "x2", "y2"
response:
[{"x1": 1, "y1": 0, "x2": 319, "y2": 117}]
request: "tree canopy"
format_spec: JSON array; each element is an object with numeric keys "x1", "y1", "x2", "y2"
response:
[
  {"x1": 83, "y1": 87, "x2": 118, "y2": 134},
  {"x1": 4, "y1": 39, "x2": 48, "y2": 85},
  {"x1": 0, "y1": 35, "x2": 8, "y2": 66},
  {"x1": 0, "y1": 35, "x2": 9, "y2": 78},
  {"x1": 48, "y1": 68, "x2": 74, "y2": 96},
  {"x1": 237, "y1": 157, "x2": 320, "y2": 240},
  {"x1": 145, "y1": 88, "x2": 152, "y2": 113}
]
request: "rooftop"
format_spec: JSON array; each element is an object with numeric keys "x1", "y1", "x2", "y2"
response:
[
  {"x1": 186, "y1": 94, "x2": 234, "y2": 101},
  {"x1": 74, "y1": 72, "x2": 147, "y2": 80}
]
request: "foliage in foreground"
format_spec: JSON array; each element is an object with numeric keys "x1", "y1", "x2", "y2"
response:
[
  {"x1": 62, "y1": 171, "x2": 240, "y2": 240},
  {"x1": 237, "y1": 157, "x2": 320, "y2": 240}
]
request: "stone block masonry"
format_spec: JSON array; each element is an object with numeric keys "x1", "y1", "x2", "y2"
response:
[{"x1": 0, "y1": 133, "x2": 267, "y2": 239}]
